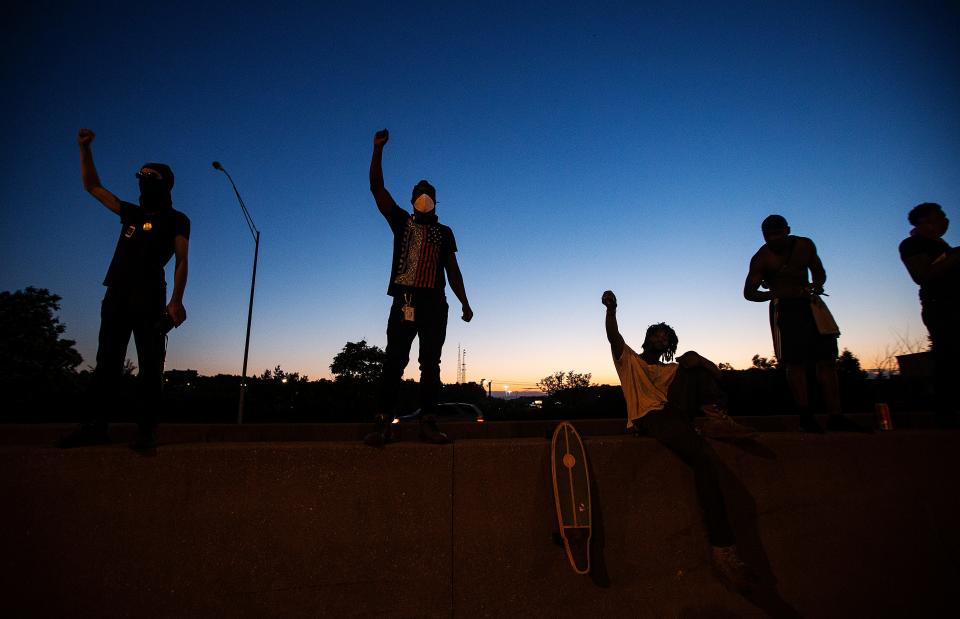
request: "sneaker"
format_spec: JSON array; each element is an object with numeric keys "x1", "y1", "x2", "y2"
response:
[
  {"x1": 826, "y1": 414, "x2": 873, "y2": 433},
  {"x1": 363, "y1": 414, "x2": 396, "y2": 448},
  {"x1": 701, "y1": 405, "x2": 758, "y2": 439},
  {"x1": 57, "y1": 424, "x2": 110, "y2": 449},
  {"x1": 419, "y1": 414, "x2": 451, "y2": 444},
  {"x1": 711, "y1": 545, "x2": 757, "y2": 593},
  {"x1": 798, "y1": 412, "x2": 825, "y2": 434},
  {"x1": 132, "y1": 426, "x2": 158, "y2": 454}
]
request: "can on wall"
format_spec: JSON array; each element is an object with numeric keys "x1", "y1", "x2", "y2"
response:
[{"x1": 875, "y1": 403, "x2": 893, "y2": 431}]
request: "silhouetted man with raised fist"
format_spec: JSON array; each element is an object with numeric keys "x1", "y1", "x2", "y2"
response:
[
  {"x1": 59, "y1": 128, "x2": 190, "y2": 453},
  {"x1": 365, "y1": 128, "x2": 473, "y2": 446}
]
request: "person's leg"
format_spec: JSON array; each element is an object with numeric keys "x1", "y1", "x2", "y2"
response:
[
  {"x1": 669, "y1": 365, "x2": 756, "y2": 439},
  {"x1": 93, "y1": 289, "x2": 133, "y2": 421},
  {"x1": 924, "y1": 302, "x2": 960, "y2": 427},
  {"x1": 777, "y1": 300, "x2": 824, "y2": 432},
  {"x1": 933, "y1": 336, "x2": 960, "y2": 427},
  {"x1": 667, "y1": 364, "x2": 725, "y2": 417},
  {"x1": 416, "y1": 297, "x2": 448, "y2": 416},
  {"x1": 815, "y1": 359, "x2": 841, "y2": 415},
  {"x1": 130, "y1": 286, "x2": 166, "y2": 449},
  {"x1": 784, "y1": 363, "x2": 808, "y2": 408},
  {"x1": 377, "y1": 297, "x2": 418, "y2": 414},
  {"x1": 416, "y1": 297, "x2": 450, "y2": 443},
  {"x1": 640, "y1": 406, "x2": 735, "y2": 547},
  {"x1": 813, "y1": 334, "x2": 869, "y2": 432},
  {"x1": 640, "y1": 405, "x2": 755, "y2": 590},
  {"x1": 785, "y1": 362, "x2": 824, "y2": 433},
  {"x1": 59, "y1": 288, "x2": 130, "y2": 447},
  {"x1": 367, "y1": 297, "x2": 417, "y2": 446}
]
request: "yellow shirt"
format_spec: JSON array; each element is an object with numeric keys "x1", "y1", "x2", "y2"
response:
[{"x1": 613, "y1": 343, "x2": 678, "y2": 428}]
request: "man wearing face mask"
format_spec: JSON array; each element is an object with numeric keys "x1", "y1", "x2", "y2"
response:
[
  {"x1": 58, "y1": 128, "x2": 190, "y2": 453},
  {"x1": 365, "y1": 128, "x2": 473, "y2": 447}
]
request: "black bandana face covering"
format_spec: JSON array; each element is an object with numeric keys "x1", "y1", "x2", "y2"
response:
[
  {"x1": 137, "y1": 162, "x2": 174, "y2": 210},
  {"x1": 139, "y1": 178, "x2": 172, "y2": 210}
]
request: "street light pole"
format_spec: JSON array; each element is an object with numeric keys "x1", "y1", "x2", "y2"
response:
[
  {"x1": 238, "y1": 229, "x2": 259, "y2": 423},
  {"x1": 213, "y1": 161, "x2": 259, "y2": 424}
]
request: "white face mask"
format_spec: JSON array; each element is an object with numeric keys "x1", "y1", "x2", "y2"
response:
[{"x1": 414, "y1": 194, "x2": 435, "y2": 213}]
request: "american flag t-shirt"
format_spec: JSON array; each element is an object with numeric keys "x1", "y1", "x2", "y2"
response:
[
  {"x1": 394, "y1": 219, "x2": 444, "y2": 289},
  {"x1": 414, "y1": 223, "x2": 444, "y2": 287}
]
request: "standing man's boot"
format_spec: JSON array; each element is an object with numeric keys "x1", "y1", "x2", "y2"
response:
[
  {"x1": 419, "y1": 414, "x2": 451, "y2": 444},
  {"x1": 364, "y1": 414, "x2": 396, "y2": 447}
]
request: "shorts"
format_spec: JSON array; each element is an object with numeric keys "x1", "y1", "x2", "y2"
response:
[{"x1": 772, "y1": 298, "x2": 838, "y2": 364}]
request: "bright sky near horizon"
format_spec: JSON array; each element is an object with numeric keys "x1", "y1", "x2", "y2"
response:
[{"x1": 2, "y1": 1, "x2": 958, "y2": 391}]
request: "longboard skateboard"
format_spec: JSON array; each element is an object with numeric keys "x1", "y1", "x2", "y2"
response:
[{"x1": 551, "y1": 421, "x2": 592, "y2": 575}]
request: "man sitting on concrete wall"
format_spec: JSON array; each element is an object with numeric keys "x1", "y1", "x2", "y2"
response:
[{"x1": 601, "y1": 289, "x2": 755, "y2": 591}]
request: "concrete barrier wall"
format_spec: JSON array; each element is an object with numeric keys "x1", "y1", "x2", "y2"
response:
[{"x1": 2, "y1": 429, "x2": 958, "y2": 617}]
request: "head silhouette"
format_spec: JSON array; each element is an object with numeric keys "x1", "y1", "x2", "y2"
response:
[
  {"x1": 761, "y1": 214, "x2": 790, "y2": 243},
  {"x1": 908, "y1": 202, "x2": 943, "y2": 226},
  {"x1": 138, "y1": 162, "x2": 175, "y2": 210},
  {"x1": 908, "y1": 202, "x2": 948, "y2": 237},
  {"x1": 141, "y1": 163, "x2": 174, "y2": 191},
  {"x1": 411, "y1": 179, "x2": 436, "y2": 203},
  {"x1": 641, "y1": 322, "x2": 679, "y2": 362},
  {"x1": 410, "y1": 180, "x2": 436, "y2": 215}
]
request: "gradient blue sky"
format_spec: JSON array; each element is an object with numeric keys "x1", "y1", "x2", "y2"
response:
[{"x1": 2, "y1": 1, "x2": 958, "y2": 391}]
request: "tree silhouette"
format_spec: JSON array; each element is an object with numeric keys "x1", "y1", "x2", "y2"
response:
[
  {"x1": 0, "y1": 287, "x2": 82, "y2": 384},
  {"x1": 837, "y1": 349, "x2": 866, "y2": 379},
  {"x1": 751, "y1": 354, "x2": 778, "y2": 370},
  {"x1": 330, "y1": 340, "x2": 386, "y2": 383},
  {"x1": 260, "y1": 364, "x2": 307, "y2": 383},
  {"x1": 537, "y1": 370, "x2": 592, "y2": 395},
  {"x1": 1, "y1": 287, "x2": 83, "y2": 414}
]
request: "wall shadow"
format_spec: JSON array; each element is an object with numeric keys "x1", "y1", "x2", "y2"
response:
[{"x1": 716, "y1": 452, "x2": 801, "y2": 618}]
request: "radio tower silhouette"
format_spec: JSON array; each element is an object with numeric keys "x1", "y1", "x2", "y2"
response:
[{"x1": 461, "y1": 348, "x2": 467, "y2": 384}]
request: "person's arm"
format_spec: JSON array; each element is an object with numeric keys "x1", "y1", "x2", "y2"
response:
[
  {"x1": 806, "y1": 239, "x2": 826, "y2": 295},
  {"x1": 77, "y1": 128, "x2": 122, "y2": 215},
  {"x1": 369, "y1": 128, "x2": 398, "y2": 218},
  {"x1": 446, "y1": 254, "x2": 473, "y2": 322},
  {"x1": 902, "y1": 246, "x2": 960, "y2": 286},
  {"x1": 743, "y1": 254, "x2": 773, "y2": 302},
  {"x1": 166, "y1": 235, "x2": 189, "y2": 326},
  {"x1": 677, "y1": 351, "x2": 721, "y2": 378},
  {"x1": 601, "y1": 290, "x2": 625, "y2": 361}
]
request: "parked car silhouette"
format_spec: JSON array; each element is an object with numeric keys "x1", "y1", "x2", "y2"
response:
[{"x1": 393, "y1": 402, "x2": 484, "y2": 424}]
